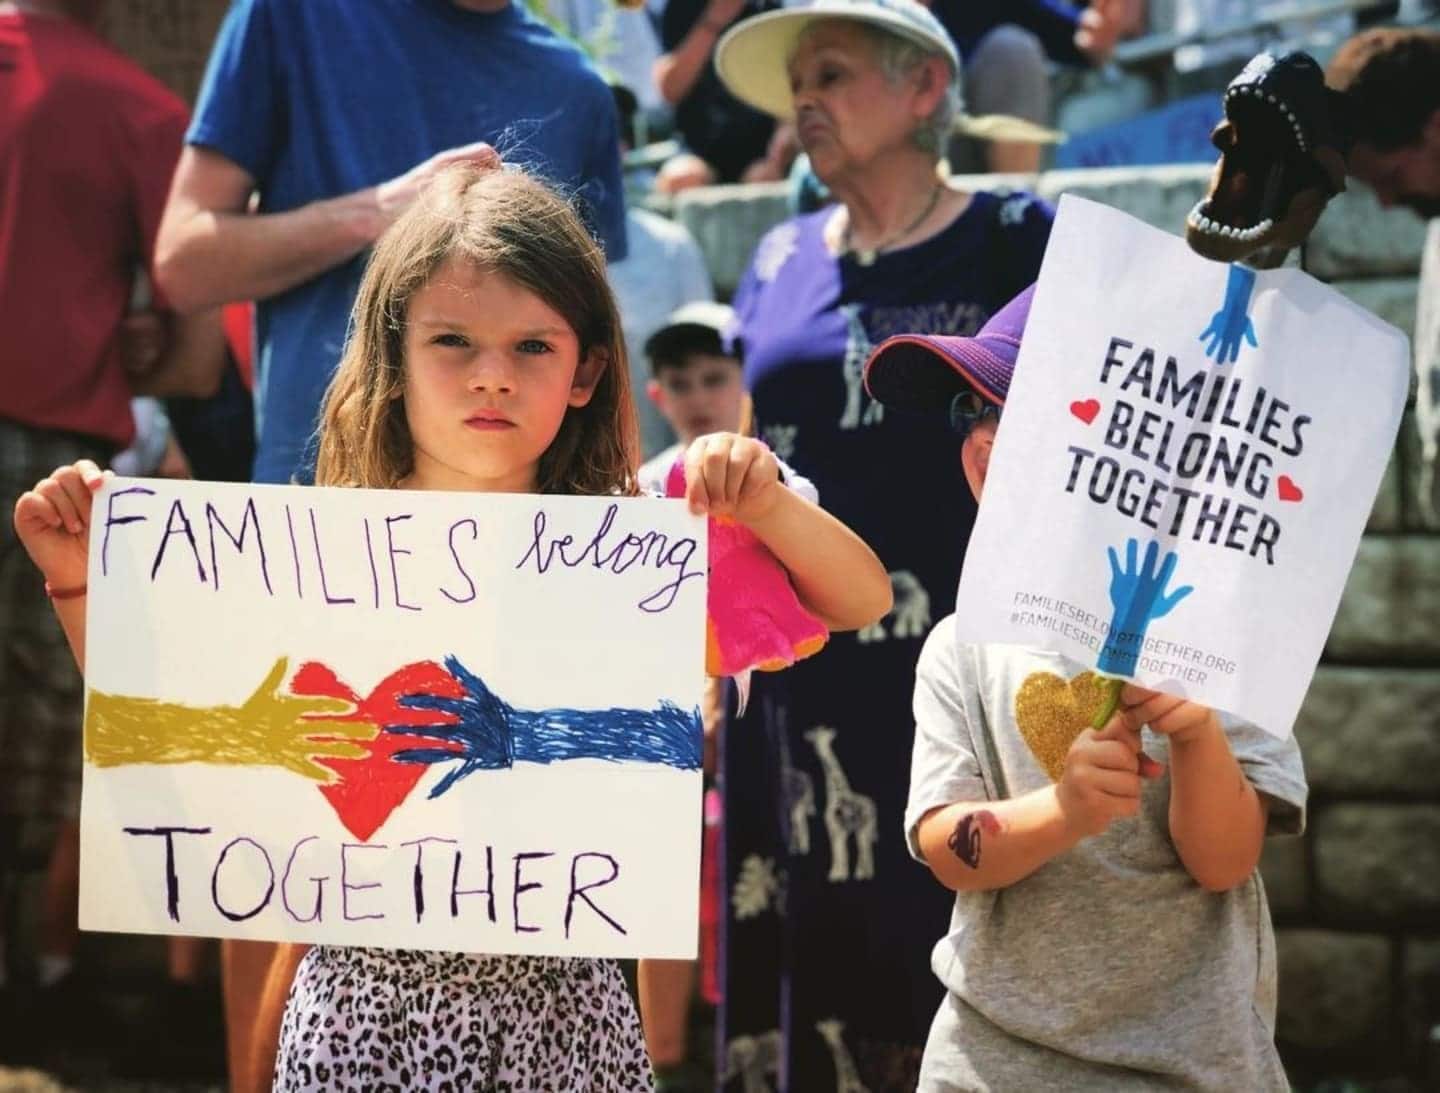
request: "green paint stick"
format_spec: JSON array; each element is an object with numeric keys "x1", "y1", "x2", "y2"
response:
[{"x1": 1091, "y1": 676, "x2": 1124, "y2": 730}]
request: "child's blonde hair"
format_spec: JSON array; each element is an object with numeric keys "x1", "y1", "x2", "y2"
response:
[{"x1": 315, "y1": 165, "x2": 638, "y2": 495}]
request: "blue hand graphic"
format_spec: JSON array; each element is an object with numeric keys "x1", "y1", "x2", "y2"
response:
[
  {"x1": 387, "y1": 655, "x2": 702, "y2": 798},
  {"x1": 1098, "y1": 539, "x2": 1194, "y2": 676},
  {"x1": 1198, "y1": 264, "x2": 1258, "y2": 364}
]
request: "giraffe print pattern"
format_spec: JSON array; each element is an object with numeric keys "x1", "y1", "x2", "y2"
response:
[{"x1": 805, "y1": 727, "x2": 878, "y2": 882}]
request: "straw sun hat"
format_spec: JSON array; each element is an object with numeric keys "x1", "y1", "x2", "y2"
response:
[{"x1": 714, "y1": 0, "x2": 1063, "y2": 144}]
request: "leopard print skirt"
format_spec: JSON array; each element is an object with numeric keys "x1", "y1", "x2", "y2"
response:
[{"x1": 274, "y1": 946, "x2": 655, "y2": 1091}]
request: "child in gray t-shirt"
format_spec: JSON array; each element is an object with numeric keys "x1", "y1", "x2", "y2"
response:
[{"x1": 862, "y1": 286, "x2": 1307, "y2": 1091}]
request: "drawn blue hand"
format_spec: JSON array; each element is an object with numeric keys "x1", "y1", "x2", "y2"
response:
[
  {"x1": 388, "y1": 655, "x2": 701, "y2": 798},
  {"x1": 1098, "y1": 539, "x2": 1194, "y2": 676},
  {"x1": 1198, "y1": 264, "x2": 1258, "y2": 364}
]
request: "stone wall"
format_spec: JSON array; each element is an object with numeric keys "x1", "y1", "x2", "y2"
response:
[
  {"x1": 1290, "y1": 185, "x2": 1435, "y2": 1088},
  {"x1": 671, "y1": 165, "x2": 1438, "y2": 1087}
]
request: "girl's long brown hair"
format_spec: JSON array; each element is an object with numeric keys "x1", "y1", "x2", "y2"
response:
[{"x1": 314, "y1": 165, "x2": 638, "y2": 495}]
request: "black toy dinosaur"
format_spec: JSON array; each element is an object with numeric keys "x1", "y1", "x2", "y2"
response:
[{"x1": 1186, "y1": 50, "x2": 1354, "y2": 269}]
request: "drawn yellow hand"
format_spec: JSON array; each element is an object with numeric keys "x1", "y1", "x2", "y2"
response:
[{"x1": 86, "y1": 657, "x2": 377, "y2": 782}]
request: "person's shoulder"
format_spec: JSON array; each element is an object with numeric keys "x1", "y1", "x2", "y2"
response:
[
  {"x1": 47, "y1": 23, "x2": 188, "y2": 127},
  {"x1": 917, "y1": 613, "x2": 961, "y2": 674},
  {"x1": 979, "y1": 188, "x2": 1055, "y2": 229},
  {"x1": 113, "y1": 65, "x2": 189, "y2": 127},
  {"x1": 965, "y1": 641, "x2": 1073, "y2": 691},
  {"x1": 628, "y1": 207, "x2": 702, "y2": 251},
  {"x1": 984, "y1": 188, "x2": 1054, "y2": 234},
  {"x1": 746, "y1": 208, "x2": 828, "y2": 284},
  {"x1": 207, "y1": 0, "x2": 292, "y2": 39},
  {"x1": 787, "y1": 205, "x2": 834, "y2": 236},
  {"x1": 509, "y1": 7, "x2": 609, "y2": 81}
]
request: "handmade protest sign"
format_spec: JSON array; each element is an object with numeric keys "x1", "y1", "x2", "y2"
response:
[
  {"x1": 79, "y1": 481, "x2": 706, "y2": 958},
  {"x1": 955, "y1": 195, "x2": 1408, "y2": 737}
]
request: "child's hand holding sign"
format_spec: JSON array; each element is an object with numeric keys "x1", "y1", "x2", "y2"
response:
[
  {"x1": 13, "y1": 459, "x2": 107, "y2": 595},
  {"x1": 1119, "y1": 683, "x2": 1221, "y2": 746},
  {"x1": 1056, "y1": 716, "x2": 1164, "y2": 838}
]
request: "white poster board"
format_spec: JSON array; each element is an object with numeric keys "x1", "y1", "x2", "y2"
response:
[
  {"x1": 80, "y1": 480, "x2": 706, "y2": 959},
  {"x1": 956, "y1": 195, "x2": 1409, "y2": 737}
]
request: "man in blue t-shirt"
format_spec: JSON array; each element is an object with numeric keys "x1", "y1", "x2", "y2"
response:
[{"x1": 155, "y1": 0, "x2": 629, "y2": 485}]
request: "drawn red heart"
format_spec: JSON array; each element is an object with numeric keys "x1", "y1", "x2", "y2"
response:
[
  {"x1": 1277, "y1": 476, "x2": 1304, "y2": 503},
  {"x1": 1070, "y1": 399, "x2": 1101, "y2": 425},
  {"x1": 291, "y1": 661, "x2": 464, "y2": 841}
]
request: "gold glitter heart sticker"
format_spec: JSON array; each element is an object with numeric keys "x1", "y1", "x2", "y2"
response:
[{"x1": 1013, "y1": 670, "x2": 1110, "y2": 782}]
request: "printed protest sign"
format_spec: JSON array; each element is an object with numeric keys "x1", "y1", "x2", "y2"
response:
[
  {"x1": 80, "y1": 481, "x2": 706, "y2": 958},
  {"x1": 956, "y1": 195, "x2": 1409, "y2": 737}
]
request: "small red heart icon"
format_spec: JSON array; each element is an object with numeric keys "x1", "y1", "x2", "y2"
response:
[
  {"x1": 1277, "y1": 476, "x2": 1304, "y2": 502},
  {"x1": 1070, "y1": 399, "x2": 1101, "y2": 425},
  {"x1": 292, "y1": 661, "x2": 464, "y2": 841}
]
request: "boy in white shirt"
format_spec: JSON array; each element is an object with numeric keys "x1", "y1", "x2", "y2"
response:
[{"x1": 638, "y1": 302, "x2": 745, "y2": 493}]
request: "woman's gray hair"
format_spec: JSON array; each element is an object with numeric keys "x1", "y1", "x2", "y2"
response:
[{"x1": 794, "y1": 19, "x2": 960, "y2": 158}]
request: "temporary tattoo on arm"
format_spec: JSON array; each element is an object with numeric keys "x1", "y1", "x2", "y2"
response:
[{"x1": 947, "y1": 810, "x2": 1001, "y2": 869}]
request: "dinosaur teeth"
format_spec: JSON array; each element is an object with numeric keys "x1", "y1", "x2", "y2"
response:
[
  {"x1": 1185, "y1": 208, "x2": 1273, "y2": 242},
  {"x1": 1232, "y1": 218, "x2": 1274, "y2": 242}
]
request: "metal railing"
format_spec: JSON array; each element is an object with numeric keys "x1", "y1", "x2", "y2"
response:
[{"x1": 1111, "y1": 0, "x2": 1435, "y2": 66}]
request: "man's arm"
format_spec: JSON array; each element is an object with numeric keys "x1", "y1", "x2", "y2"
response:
[
  {"x1": 154, "y1": 143, "x2": 501, "y2": 314},
  {"x1": 124, "y1": 307, "x2": 228, "y2": 399},
  {"x1": 655, "y1": 0, "x2": 744, "y2": 106}
]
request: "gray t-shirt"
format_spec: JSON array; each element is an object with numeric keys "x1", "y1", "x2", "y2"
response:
[{"x1": 905, "y1": 618, "x2": 1307, "y2": 1091}]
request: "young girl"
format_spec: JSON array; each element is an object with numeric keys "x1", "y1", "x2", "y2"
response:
[{"x1": 13, "y1": 165, "x2": 892, "y2": 1091}]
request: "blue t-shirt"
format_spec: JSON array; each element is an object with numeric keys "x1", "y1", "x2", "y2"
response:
[{"x1": 188, "y1": 0, "x2": 628, "y2": 483}]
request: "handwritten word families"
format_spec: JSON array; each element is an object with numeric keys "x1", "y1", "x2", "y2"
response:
[
  {"x1": 1061, "y1": 337, "x2": 1313, "y2": 565},
  {"x1": 99, "y1": 487, "x2": 702, "y2": 612}
]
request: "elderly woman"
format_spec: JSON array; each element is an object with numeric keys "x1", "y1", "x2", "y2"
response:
[{"x1": 711, "y1": 0, "x2": 1056, "y2": 1086}]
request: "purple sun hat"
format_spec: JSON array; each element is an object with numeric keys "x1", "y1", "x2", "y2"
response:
[{"x1": 864, "y1": 283, "x2": 1035, "y2": 414}]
